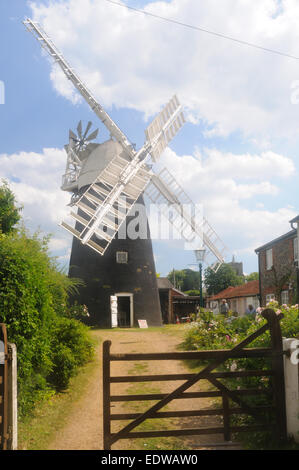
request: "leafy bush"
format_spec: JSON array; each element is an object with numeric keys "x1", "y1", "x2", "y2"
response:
[
  {"x1": 182, "y1": 310, "x2": 254, "y2": 351},
  {"x1": 48, "y1": 316, "x2": 94, "y2": 390},
  {"x1": 0, "y1": 228, "x2": 94, "y2": 416},
  {"x1": 184, "y1": 290, "x2": 201, "y2": 296},
  {"x1": 181, "y1": 302, "x2": 299, "y2": 448}
]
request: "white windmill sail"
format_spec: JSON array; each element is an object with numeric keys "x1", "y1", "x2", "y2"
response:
[
  {"x1": 23, "y1": 18, "x2": 136, "y2": 160},
  {"x1": 145, "y1": 95, "x2": 185, "y2": 162},
  {"x1": 24, "y1": 18, "x2": 227, "y2": 269},
  {"x1": 145, "y1": 168, "x2": 227, "y2": 271},
  {"x1": 24, "y1": 18, "x2": 186, "y2": 252},
  {"x1": 61, "y1": 152, "x2": 152, "y2": 255}
]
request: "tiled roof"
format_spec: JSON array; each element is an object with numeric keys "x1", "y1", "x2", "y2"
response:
[{"x1": 207, "y1": 280, "x2": 259, "y2": 301}]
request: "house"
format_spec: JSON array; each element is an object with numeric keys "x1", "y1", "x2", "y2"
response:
[
  {"x1": 206, "y1": 280, "x2": 260, "y2": 316},
  {"x1": 255, "y1": 220, "x2": 298, "y2": 306},
  {"x1": 157, "y1": 278, "x2": 203, "y2": 323}
]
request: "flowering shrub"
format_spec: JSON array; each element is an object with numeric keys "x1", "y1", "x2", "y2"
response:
[
  {"x1": 183, "y1": 302, "x2": 299, "y2": 352},
  {"x1": 67, "y1": 301, "x2": 90, "y2": 321},
  {"x1": 181, "y1": 302, "x2": 299, "y2": 448},
  {"x1": 182, "y1": 310, "x2": 254, "y2": 352}
]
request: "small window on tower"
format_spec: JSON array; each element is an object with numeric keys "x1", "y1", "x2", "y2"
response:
[{"x1": 116, "y1": 251, "x2": 128, "y2": 264}]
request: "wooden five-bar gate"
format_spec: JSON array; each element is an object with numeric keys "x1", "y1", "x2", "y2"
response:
[
  {"x1": 102, "y1": 309, "x2": 287, "y2": 450},
  {"x1": 0, "y1": 324, "x2": 8, "y2": 450}
]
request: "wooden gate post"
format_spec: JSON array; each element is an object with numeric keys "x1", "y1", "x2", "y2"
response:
[
  {"x1": 262, "y1": 309, "x2": 287, "y2": 442},
  {"x1": 0, "y1": 324, "x2": 8, "y2": 450},
  {"x1": 222, "y1": 393, "x2": 231, "y2": 442},
  {"x1": 103, "y1": 340, "x2": 112, "y2": 450}
]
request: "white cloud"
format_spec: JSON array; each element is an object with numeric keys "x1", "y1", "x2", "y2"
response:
[
  {"x1": 0, "y1": 147, "x2": 71, "y2": 253},
  {"x1": 153, "y1": 147, "x2": 297, "y2": 259},
  {"x1": 0, "y1": 142, "x2": 296, "y2": 272},
  {"x1": 29, "y1": 0, "x2": 299, "y2": 142}
]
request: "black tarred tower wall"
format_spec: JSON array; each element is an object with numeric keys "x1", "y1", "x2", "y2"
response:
[{"x1": 68, "y1": 195, "x2": 163, "y2": 328}]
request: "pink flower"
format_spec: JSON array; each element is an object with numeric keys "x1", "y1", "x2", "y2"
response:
[{"x1": 225, "y1": 335, "x2": 231, "y2": 342}]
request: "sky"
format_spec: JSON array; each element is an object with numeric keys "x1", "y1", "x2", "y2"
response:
[{"x1": 1, "y1": 0, "x2": 299, "y2": 277}]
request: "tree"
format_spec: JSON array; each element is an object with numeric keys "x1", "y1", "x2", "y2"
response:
[
  {"x1": 204, "y1": 263, "x2": 243, "y2": 296},
  {"x1": 167, "y1": 269, "x2": 186, "y2": 291},
  {"x1": 0, "y1": 180, "x2": 22, "y2": 234},
  {"x1": 245, "y1": 272, "x2": 259, "y2": 281},
  {"x1": 167, "y1": 268, "x2": 200, "y2": 292}
]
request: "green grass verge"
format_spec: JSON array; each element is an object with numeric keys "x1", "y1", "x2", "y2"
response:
[{"x1": 18, "y1": 331, "x2": 102, "y2": 450}]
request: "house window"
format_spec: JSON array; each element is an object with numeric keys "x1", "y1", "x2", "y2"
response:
[
  {"x1": 294, "y1": 238, "x2": 298, "y2": 263},
  {"x1": 116, "y1": 251, "x2": 128, "y2": 264},
  {"x1": 281, "y1": 290, "x2": 289, "y2": 305},
  {"x1": 266, "y1": 293, "x2": 275, "y2": 304},
  {"x1": 266, "y1": 248, "x2": 273, "y2": 270}
]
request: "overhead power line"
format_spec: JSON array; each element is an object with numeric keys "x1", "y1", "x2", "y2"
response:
[{"x1": 104, "y1": 0, "x2": 299, "y2": 61}]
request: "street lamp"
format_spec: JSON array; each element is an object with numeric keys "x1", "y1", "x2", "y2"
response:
[{"x1": 195, "y1": 248, "x2": 206, "y2": 308}]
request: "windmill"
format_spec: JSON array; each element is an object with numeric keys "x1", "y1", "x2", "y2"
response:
[{"x1": 24, "y1": 18, "x2": 227, "y2": 328}]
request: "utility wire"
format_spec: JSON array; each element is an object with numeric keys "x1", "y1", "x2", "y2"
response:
[{"x1": 104, "y1": 0, "x2": 299, "y2": 61}]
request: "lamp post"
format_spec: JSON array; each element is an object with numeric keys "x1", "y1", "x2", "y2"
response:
[{"x1": 195, "y1": 248, "x2": 206, "y2": 308}]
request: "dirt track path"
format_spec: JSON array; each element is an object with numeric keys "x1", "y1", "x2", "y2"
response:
[{"x1": 46, "y1": 327, "x2": 241, "y2": 451}]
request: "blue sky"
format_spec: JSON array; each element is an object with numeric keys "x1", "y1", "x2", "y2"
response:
[{"x1": 1, "y1": 0, "x2": 299, "y2": 277}]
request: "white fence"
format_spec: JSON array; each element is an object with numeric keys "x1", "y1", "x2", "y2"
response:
[{"x1": 283, "y1": 338, "x2": 299, "y2": 443}]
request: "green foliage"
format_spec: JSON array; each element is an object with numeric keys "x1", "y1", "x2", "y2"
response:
[
  {"x1": 0, "y1": 227, "x2": 94, "y2": 417},
  {"x1": 66, "y1": 301, "x2": 90, "y2": 321},
  {"x1": 204, "y1": 263, "x2": 243, "y2": 295},
  {"x1": 181, "y1": 301, "x2": 299, "y2": 448},
  {"x1": 184, "y1": 289, "x2": 201, "y2": 296},
  {"x1": 48, "y1": 317, "x2": 94, "y2": 390},
  {"x1": 0, "y1": 179, "x2": 22, "y2": 234},
  {"x1": 167, "y1": 268, "x2": 200, "y2": 292},
  {"x1": 167, "y1": 269, "x2": 186, "y2": 291},
  {"x1": 182, "y1": 310, "x2": 252, "y2": 352},
  {"x1": 245, "y1": 272, "x2": 259, "y2": 281}
]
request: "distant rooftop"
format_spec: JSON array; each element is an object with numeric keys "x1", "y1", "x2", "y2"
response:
[{"x1": 207, "y1": 280, "x2": 259, "y2": 301}]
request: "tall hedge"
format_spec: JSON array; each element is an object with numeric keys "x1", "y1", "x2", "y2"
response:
[{"x1": 0, "y1": 229, "x2": 94, "y2": 416}]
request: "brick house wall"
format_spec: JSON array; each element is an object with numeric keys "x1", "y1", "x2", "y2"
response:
[{"x1": 255, "y1": 229, "x2": 297, "y2": 306}]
